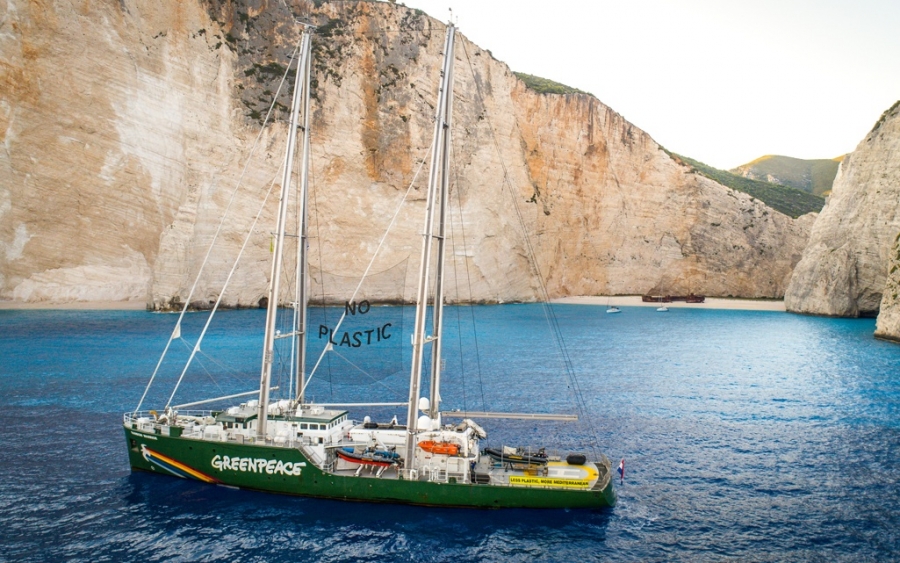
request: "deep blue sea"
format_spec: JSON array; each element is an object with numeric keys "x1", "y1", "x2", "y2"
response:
[{"x1": 1, "y1": 304, "x2": 899, "y2": 562}]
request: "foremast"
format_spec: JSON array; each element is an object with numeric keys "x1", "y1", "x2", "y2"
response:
[
  {"x1": 257, "y1": 26, "x2": 313, "y2": 439},
  {"x1": 404, "y1": 24, "x2": 456, "y2": 471}
]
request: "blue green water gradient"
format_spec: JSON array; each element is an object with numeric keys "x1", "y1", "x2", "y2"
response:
[{"x1": 1, "y1": 305, "x2": 898, "y2": 562}]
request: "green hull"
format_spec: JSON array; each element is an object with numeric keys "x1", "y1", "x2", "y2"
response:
[{"x1": 125, "y1": 426, "x2": 616, "y2": 509}]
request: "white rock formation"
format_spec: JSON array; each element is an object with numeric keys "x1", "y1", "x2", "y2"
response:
[
  {"x1": 0, "y1": 0, "x2": 248, "y2": 305},
  {"x1": 785, "y1": 102, "x2": 900, "y2": 318},
  {"x1": 0, "y1": 0, "x2": 812, "y2": 308},
  {"x1": 875, "y1": 232, "x2": 900, "y2": 342}
]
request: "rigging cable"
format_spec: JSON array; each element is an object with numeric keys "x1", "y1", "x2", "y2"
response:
[
  {"x1": 163, "y1": 168, "x2": 280, "y2": 410},
  {"x1": 308, "y1": 141, "x2": 335, "y2": 397},
  {"x1": 300, "y1": 153, "x2": 432, "y2": 398},
  {"x1": 460, "y1": 37, "x2": 603, "y2": 460},
  {"x1": 134, "y1": 40, "x2": 304, "y2": 414},
  {"x1": 447, "y1": 143, "x2": 488, "y2": 414},
  {"x1": 163, "y1": 37, "x2": 307, "y2": 410}
]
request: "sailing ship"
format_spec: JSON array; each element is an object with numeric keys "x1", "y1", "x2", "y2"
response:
[{"x1": 123, "y1": 22, "x2": 616, "y2": 509}]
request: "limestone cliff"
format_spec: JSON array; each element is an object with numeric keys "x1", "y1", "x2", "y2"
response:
[
  {"x1": 875, "y1": 232, "x2": 900, "y2": 341},
  {"x1": 784, "y1": 101, "x2": 900, "y2": 318},
  {"x1": 0, "y1": 0, "x2": 812, "y2": 308},
  {"x1": 0, "y1": 0, "x2": 244, "y2": 304}
]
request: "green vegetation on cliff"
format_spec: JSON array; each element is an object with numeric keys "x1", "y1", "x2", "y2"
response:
[
  {"x1": 674, "y1": 154, "x2": 825, "y2": 218},
  {"x1": 870, "y1": 100, "x2": 900, "y2": 134},
  {"x1": 730, "y1": 154, "x2": 842, "y2": 197},
  {"x1": 513, "y1": 72, "x2": 588, "y2": 96}
]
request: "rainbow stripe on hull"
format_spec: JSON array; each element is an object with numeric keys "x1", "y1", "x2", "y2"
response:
[{"x1": 141, "y1": 445, "x2": 220, "y2": 484}]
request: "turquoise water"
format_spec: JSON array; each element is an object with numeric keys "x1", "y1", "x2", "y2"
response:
[{"x1": 1, "y1": 305, "x2": 898, "y2": 562}]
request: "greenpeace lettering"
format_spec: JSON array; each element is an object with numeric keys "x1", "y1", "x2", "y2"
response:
[
  {"x1": 211, "y1": 455, "x2": 305, "y2": 476},
  {"x1": 317, "y1": 300, "x2": 392, "y2": 348}
]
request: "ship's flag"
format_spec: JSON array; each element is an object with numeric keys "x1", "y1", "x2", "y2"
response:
[{"x1": 617, "y1": 459, "x2": 625, "y2": 483}]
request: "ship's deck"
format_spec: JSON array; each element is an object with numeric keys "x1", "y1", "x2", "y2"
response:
[
  {"x1": 125, "y1": 411, "x2": 611, "y2": 491},
  {"x1": 324, "y1": 448, "x2": 610, "y2": 490}
]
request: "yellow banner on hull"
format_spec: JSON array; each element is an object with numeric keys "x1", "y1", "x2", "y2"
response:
[{"x1": 509, "y1": 476, "x2": 591, "y2": 489}]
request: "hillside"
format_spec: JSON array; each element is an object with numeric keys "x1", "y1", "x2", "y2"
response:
[
  {"x1": 673, "y1": 155, "x2": 825, "y2": 218},
  {"x1": 731, "y1": 155, "x2": 842, "y2": 197}
]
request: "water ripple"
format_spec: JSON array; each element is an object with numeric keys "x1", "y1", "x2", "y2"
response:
[{"x1": 1, "y1": 307, "x2": 899, "y2": 561}]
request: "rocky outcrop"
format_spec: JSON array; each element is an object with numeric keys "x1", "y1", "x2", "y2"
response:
[
  {"x1": 785, "y1": 102, "x2": 900, "y2": 318},
  {"x1": 0, "y1": 0, "x2": 812, "y2": 308},
  {"x1": 875, "y1": 232, "x2": 900, "y2": 341}
]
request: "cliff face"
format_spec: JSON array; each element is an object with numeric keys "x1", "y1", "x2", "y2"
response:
[
  {"x1": 876, "y1": 232, "x2": 900, "y2": 341},
  {"x1": 784, "y1": 102, "x2": 900, "y2": 318},
  {"x1": 0, "y1": 0, "x2": 812, "y2": 308},
  {"x1": 0, "y1": 0, "x2": 244, "y2": 303}
]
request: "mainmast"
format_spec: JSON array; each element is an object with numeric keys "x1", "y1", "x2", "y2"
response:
[
  {"x1": 404, "y1": 24, "x2": 456, "y2": 469},
  {"x1": 295, "y1": 27, "x2": 313, "y2": 406},
  {"x1": 258, "y1": 26, "x2": 313, "y2": 439},
  {"x1": 427, "y1": 25, "x2": 455, "y2": 420}
]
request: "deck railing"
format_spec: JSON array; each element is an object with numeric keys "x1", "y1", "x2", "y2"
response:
[{"x1": 124, "y1": 410, "x2": 332, "y2": 454}]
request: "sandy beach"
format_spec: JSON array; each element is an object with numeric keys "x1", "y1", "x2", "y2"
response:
[
  {"x1": 0, "y1": 300, "x2": 147, "y2": 311},
  {"x1": 552, "y1": 295, "x2": 786, "y2": 311},
  {"x1": 0, "y1": 296, "x2": 785, "y2": 312}
]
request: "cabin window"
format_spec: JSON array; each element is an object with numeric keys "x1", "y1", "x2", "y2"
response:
[{"x1": 300, "y1": 423, "x2": 308, "y2": 429}]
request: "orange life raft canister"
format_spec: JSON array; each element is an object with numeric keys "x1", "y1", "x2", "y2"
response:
[{"x1": 417, "y1": 441, "x2": 459, "y2": 455}]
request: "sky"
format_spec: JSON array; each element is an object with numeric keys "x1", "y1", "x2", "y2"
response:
[{"x1": 396, "y1": 0, "x2": 900, "y2": 170}]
